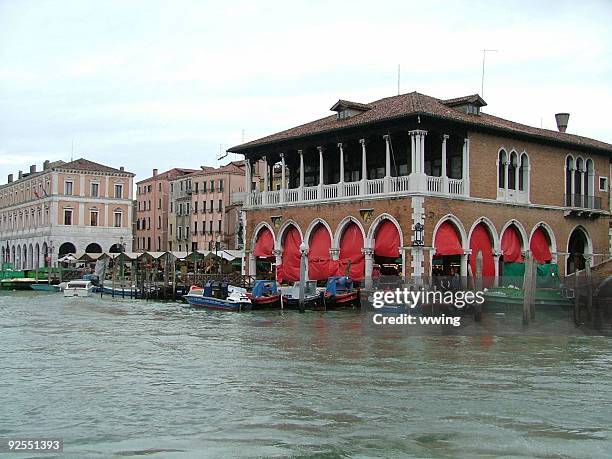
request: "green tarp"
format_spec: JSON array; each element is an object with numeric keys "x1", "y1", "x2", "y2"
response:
[{"x1": 501, "y1": 262, "x2": 560, "y2": 288}]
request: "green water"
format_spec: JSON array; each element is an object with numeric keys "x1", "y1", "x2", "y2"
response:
[{"x1": 1, "y1": 292, "x2": 611, "y2": 458}]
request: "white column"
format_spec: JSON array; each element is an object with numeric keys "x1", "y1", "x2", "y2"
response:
[
  {"x1": 581, "y1": 169, "x2": 587, "y2": 207},
  {"x1": 360, "y1": 139, "x2": 367, "y2": 195},
  {"x1": 462, "y1": 137, "x2": 470, "y2": 196},
  {"x1": 383, "y1": 134, "x2": 391, "y2": 193},
  {"x1": 460, "y1": 250, "x2": 469, "y2": 288},
  {"x1": 493, "y1": 250, "x2": 502, "y2": 287},
  {"x1": 441, "y1": 134, "x2": 449, "y2": 194},
  {"x1": 410, "y1": 134, "x2": 416, "y2": 173},
  {"x1": 262, "y1": 155, "x2": 268, "y2": 205},
  {"x1": 248, "y1": 251, "x2": 256, "y2": 277},
  {"x1": 279, "y1": 153, "x2": 286, "y2": 204},
  {"x1": 317, "y1": 146, "x2": 324, "y2": 199},
  {"x1": 409, "y1": 130, "x2": 427, "y2": 191},
  {"x1": 329, "y1": 247, "x2": 340, "y2": 261},
  {"x1": 568, "y1": 165, "x2": 574, "y2": 206},
  {"x1": 244, "y1": 159, "x2": 251, "y2": 204},
  {"x1": 338, "y1": 143, "x2": 345, "y2": 197},
  {"x1": 298, "y1": 149, "x2": 304, "y2": 201},
  {"x1": 363, "y1": 246, "x2": 374, "y2": 289}
]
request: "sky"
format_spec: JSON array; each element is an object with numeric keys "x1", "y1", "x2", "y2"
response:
[{"x1": 1, "y1": 0, "x2": 611, "y2": 186}]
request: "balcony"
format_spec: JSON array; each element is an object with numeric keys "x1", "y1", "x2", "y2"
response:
[
  {"x1": 564, "y1": 193, "x2": 603, "y2": 212},
  {"x1": 244, "y1": 175, "x2": 467, "y2": 208}
]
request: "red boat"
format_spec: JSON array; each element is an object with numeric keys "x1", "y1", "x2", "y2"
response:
[
  {"x1": 247, "y1": 280, "x2": 281, "y2": 309},
  {"x1": 323, "y1": 276, "x2": 359, "y2": 308}
]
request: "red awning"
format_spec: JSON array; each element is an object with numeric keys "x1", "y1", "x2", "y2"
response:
[
  {"x1": 530, "y1": 227, "x2": 552, "y2": 263},
  {"x1": 308, "y1": 224, "x2": 333, "y2": 281},
  {"x1": 337, "y1": 222, "x2": 364, "y2": 280},
  {"x1": 469, "y1": 223, "x2": 495, "y2": 283},
  {"x1": 501, "y1": 225, "x2": 523, "y2": 263},
  {"x1": 253, "y1": 227, "x2": 274, "y2": 258},
  {"x1": 374, "y1": 220, "x2": 400, "y2": 258},
  {"x1": 278, "y1": 226, "x2": 302, "y2": 283},
  {"x1": 434, "y1": 221, "x2": 463, "y2": 256}
]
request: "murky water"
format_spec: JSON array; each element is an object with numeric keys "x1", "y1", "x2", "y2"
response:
[{"x1": 1, "y1": 291, "x2": 611, "y2": 458}]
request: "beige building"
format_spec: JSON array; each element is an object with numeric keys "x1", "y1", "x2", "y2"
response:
[{"x1": 0, "y1": 158, "x2": 134, "y2": 268}]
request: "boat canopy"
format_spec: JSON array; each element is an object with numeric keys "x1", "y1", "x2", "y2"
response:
[
  {"x1": 325, "y1": 276, "x2": 353, "y2": 295},
  {"x1": 252, "y1": 279, "x2": 278, "y2": 297}
]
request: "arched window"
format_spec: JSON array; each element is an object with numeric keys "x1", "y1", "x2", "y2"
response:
[
  {"x1": 519, "y1": 153, "x2": 528, "y2": 192},
  {"x1": 508, "y1": 152, "x2": 518, "y2": 190},
  {"x1": 498, "y1": 150, "x2": 507, "y2": 189}
]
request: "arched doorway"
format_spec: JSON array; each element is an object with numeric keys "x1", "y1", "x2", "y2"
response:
[
  {"x1": 109, "y1": 243, "x2": 122, "y2": 254},
  {"x1": 278, "y1": 225, "x2": 302, "y2": 283},
  {"x1": 85, "y1": 243, "x2": 103, "y2": 253},
  {"x1": 372, "y1": 219, "x2": 402, "y2": 277},
  {"x1": 469, "y1": 223, "x2": 495, "y2": 286},
  {"x1": 22, "y1": 244, "x2": 28, "y2": 269},
  {"x1": 58, "y1": 242, "x2": 76, "y2": 257},
  {"x1": 500, "y1": 224, "x2": 524, "y2": 282},
  {"x1": 433, "y1": 220, "x2": 464, "y2": 279},
  {"x1": 42, "y1": 242, "x2": 48, "y2": 267},
  {"x1": 567, "y1": 227, "x2": 590, "y2": 274},
  {"x1": 35, "y1": 243, "x2": 40, "y2": 268},
  {"x1": 308, "y1": 223, "x2": 333, "y2": 281},
  {"x1": 337, "y1": 221, "x2": 364, "y2": 281},
  {"x1": 530, "y1": 226, "x2": 553, "y2": 264},
  {"x1": 252, "y1": 226, "x2": 275, "y2": 279}
]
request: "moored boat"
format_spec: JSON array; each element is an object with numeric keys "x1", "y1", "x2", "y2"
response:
[
  {"x1": 184, "y1": 282, "x2": 252, "y2": 312},
  {"x1": 247, "y1": 280, "x2": 281, "y2": 309},
  {"x1": 63, "y1": 280, "x2": 94, "y2": 297},
  {"x1": 280, "y1": 280, "x2": 321, "y2": 309},
  {"x1": 31, "y1": 283, "x2": 61, "y2": 292},
  {"x1": 323, "y1": 276, "x2": 359, "y2": 308}
]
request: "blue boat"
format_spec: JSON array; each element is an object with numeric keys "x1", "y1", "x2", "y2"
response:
[
  {"x1": 184, "y1": 282, "x2": 252, "y2": 312},
  {"x1": 247, "y1": 280, "x2": 281, "y2": 309},
  {"x1": 323, "y1": 276, "x2": 359, "y2": 308}
]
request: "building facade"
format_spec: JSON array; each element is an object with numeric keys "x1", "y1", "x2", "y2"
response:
[
  {"x1": 135, "y1": 167, "x2": 196, "y2": 252},
  {"x1": 0, "y1": 158, "x2": 134, "y2": 268},
  {"x1": 229, "y1": 92, "x2": 612, "y2": 286}
]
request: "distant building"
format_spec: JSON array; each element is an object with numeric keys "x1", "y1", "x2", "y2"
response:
[
  {"x1": 134, "y1": 168, "x2": 197, "y2": 252},
  {"x1": 0, "y1": 158, "x2": 134, "y2": 268}
]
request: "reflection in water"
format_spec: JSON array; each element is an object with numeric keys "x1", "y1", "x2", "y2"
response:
[{"x1": 1, "y1": 291, "x2": 611, "y2": 458}]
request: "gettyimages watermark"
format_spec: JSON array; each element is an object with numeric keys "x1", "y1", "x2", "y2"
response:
[{"x1": 370, "y1": 287, "x2": 485, "y2": 327}]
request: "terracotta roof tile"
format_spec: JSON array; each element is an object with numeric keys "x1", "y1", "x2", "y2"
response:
[
  {"x1": 229, "y1": 91, "x2": 612, "y2": 154},
  {"x1": 57, "y1": 158, "x2": 134, "y2": 175}
]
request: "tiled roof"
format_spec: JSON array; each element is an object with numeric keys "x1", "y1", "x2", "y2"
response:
[
  {"x1": 229, "y1": 91, "x2": 612, "y2": 154},
  {"x1": 137, "y1": 168, "x2": 198, "y2": 184},
  {"x1": 57, "y1": 158, "x2": 134, "y2": 175},
  {"x1": 190, "y1": 161, "x2": 245, "y2": 177}
]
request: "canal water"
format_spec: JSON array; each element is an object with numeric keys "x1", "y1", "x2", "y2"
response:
[{"x1": 1, "y1": 291, "x2": 611, "y2": 458}]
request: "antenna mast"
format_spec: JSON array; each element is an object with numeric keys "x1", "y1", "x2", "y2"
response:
[
  {"x1": 481, "y1": 49, "x2": 498, "y2": 98},
  {"x1": 397, "y1": 64, "x2": 400, "y2": 95}
]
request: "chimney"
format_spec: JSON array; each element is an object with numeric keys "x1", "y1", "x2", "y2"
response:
[
  {"x1": 18, "y1": 170, "x2": 23, "y2": 180},
  {"x1": 555, "y1": 113, "x2": 570, "y2": 133},
  {"x1": 8, "y1": 174, "x2": 13, "y2": 183},
  {"x1": 119, "y1": 166, "x2": 125, "y2": 171},
  {"x1": 30, "y1": 164, "x2": 36, "y2": 174},
  {"x1": 153, "y1": 168, "x2": 158, "y2": 177},
  {"x1": 43, "y1": 160, "x2": 50, "y2": 170}
]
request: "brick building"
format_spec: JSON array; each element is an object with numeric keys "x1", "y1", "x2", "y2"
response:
[
  {"x1": 228, "y1": 91, "x2": 612, "y2": 286},
  {"x1": 0, "y1": 158, "x2": 134, "y2": 268},
  {"x1": 135, "y1": 167, "x2": 197, "y2": 252}
]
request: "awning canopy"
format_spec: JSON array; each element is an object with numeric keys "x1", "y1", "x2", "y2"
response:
[
  {"x1": 469, "y1": 223, "x2": 495, "y2": 282},
  {"x1": 253, "y1": 227, "x2": 274, "y2": 258},
  {"x1": 308, "y1": 224, "x2": 332, "y2": 281},
  {"x1": 530, "y1": 227, "x2": 553, "y2": 263},
  {"x1": 278, "y1": 226, "x2": 302, "y2": 283},
  {"x1": 434, "y1": 221, "x2": 463, "y2": 256},
  {"x1": 501, "y1": 226, "x2": 523, "y2": 263},
  {"x1": 338, "y1": 222, "x2": 364, "y2": 280},
  {"x1": 374, "y1": 220, "x2": 400, "y2": 258}
]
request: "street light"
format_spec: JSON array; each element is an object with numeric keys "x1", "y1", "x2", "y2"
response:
[{"x1": 412, "y1": 222, "x2": 424, "y2": 246}]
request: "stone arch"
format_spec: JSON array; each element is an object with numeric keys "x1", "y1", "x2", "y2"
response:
[
  {"x1": 251, "y1": 221, "x2": 276, "y2": 253},
  {"x1": 85, "y1": 242, "x2": 103, "y2": 253},
  {"x1": 303, "y1": 218, "x2": 333, "y2": 249},
  {"x1": 500, "y1": 219, "x2": 528, "y2": 251},
  {"x1": 35, "y1": 243, "x2": 40, "y2": 268},
  {"x1": 529, "y1": 222, "x2": 557, "y2": 259},
  {"x1": 28, "y1": 243, "x2": 33, "y2": 269},
  {"x1": 275, "y1": 219, "x2": 303, "y2": 251},
  {"x1": 109, "y1": 243, "x2": 122, "y2": 254},
  {"x1": 367, "y1": 213, "x2": 405, "y2": 248},
  {"x1": 467, "y1": 217, "x2": 500, "y2": 252},
  {"x1": 58, "y1": 242, "x2": 76, "y2": 256},
  {"x1": 22, "y1": 244, "x2": 27, "y2": 269},
  {"x1": 42, "y1": 242, "x2": 48, "y2": 267},
  {"x1": 333, "y1": 216, "x2": 366, "y2": 248},
  {"x1": 566, "y1": 225, "x2": 593, "y2": 274},
  {"x1": 433, "y1": 214, "x2": 468, "y2": 250}
]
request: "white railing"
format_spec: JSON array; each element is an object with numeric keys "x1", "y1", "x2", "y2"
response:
[
  {"x1": 285, "y1": 188, "x2": 299, "y2": 203},
  {"x1": 303, "y1": 186, "x2": 318, "y2": 201},
  {"x1": 343, "y1": 181, "x2": 361, "y2": 197},
  {"x1": 391, "y1": 175, "x2": 410, "y2": 192},
  {"x1": 245, "y1": 175, "x2": 468, "y2": 207},
  {"x1": 322, "y1": 183, "x2": 338, "y2": 199},
  {"x1": 448, "y1": 178, "x2": 464, "y2": 196},
  {"x1": 367, "y1": 178, "x2": 384, "y2": 195},
  {"x1": 427, "y1": 176, "x2": 443, "y2": 193}
]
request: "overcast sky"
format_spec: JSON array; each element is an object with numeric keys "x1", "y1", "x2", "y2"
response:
[{"x1": 1, "y1": 0, "x2": 611, "y2": 185}]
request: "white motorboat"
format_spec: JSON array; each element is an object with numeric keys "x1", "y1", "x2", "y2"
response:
[{"x1": 63, "y1": 280, "x2": 94, "y2": 297}]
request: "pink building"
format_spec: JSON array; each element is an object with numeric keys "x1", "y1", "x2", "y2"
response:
[{"x1": 134, "y1": 168, "x2": 197, "y2": 252}]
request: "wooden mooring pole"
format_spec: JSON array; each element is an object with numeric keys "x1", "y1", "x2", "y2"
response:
[{"x1": 522, "y1": 254, "x2": 536, "y2": 325}]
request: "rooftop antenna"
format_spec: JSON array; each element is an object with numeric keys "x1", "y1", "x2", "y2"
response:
[
  {"x1": 481, "y1": 49, "x2": 498, "y2": 98},
  {"x1": 217, "y1": 143, "x2": 228, "y2": 162},
  {"x1": 241, "y1": 129, "x2": 245, "y2": 143},
  {"x1": 397, "y1": 64, "x2": 400, "y2": 95}
]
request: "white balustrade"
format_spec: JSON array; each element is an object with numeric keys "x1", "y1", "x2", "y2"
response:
[
  {"x1": 303, "y1": 186, "x2": 318, "y2": 201},
  {"x1": 447, "y1": 178, "x2": 464, "y2": 196},
  {"x1": 285, "y1": 188, "x2": 299, "y2": 203},
  {"x1": 391, "y1": 175, "x2": 410, "y2": 193},
  {"x1": 322, "y1": 183, "x2": 338, "y2": 199},
  {"x1": 427, "y1": 176, "x2": 443, "y2": 193},
  {"x1": 343, "y1": 181, "x2": 361, "y2": 197},
  {"x1": 366, "y1": 178, "x2": 384, "y2": 195},
  {"x1": 266, "y1": 190, "x2": 280, "y2": 205}
]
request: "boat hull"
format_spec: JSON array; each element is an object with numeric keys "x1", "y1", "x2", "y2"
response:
[
  {"x1": 250, "y1": 294, "x2": 282, "y2": 309},
  {"x1": 63, "y1": 287, "x2": 93, "y2": 297},
  {"x1": 184, "y1": 294, "x2": 252, "y2": 311},
  {"x1": 323, "y1": 291, "x2": 359, "y2": 308},
  {"x1": 31, "y1": 284, "x2": 60, "y2": 292},
  {"x1": 282, "y1": 295, "x2": 321, "y2": 310}
]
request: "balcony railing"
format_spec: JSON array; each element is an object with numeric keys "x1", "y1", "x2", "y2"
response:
[
  {"x1": 565, "y1": 194, "x2": 603, "y2": 210},
  {"x1": 245, "y1": 175, "x2": 468, "y2": 208}
]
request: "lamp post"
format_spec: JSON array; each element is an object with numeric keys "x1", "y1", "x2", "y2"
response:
[
  {"x1": 412, "y1": 222, "x2": 424, "y2": 246},
  {"x1": 298, "y1": 242, "x2": 307, "y2": 313}
]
